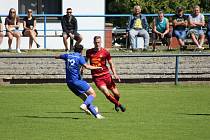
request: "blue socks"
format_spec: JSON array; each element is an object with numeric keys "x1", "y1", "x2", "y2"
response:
[
  {"x1": 83, "y1": 95, "x2": 99, "y2": 117},
  {"x1": 88, "y1": 104, "x2": 98, "y2": 117},
  {"x1": 83, "y1": 95, "x2": 94, "y2": 106}
]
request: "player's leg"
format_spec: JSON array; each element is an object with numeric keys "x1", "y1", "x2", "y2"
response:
[
  {"x1": 68, "y1": 80, "x2": 104, "y2": 118},
  {"x1": 94, "y1": 75, "x2": 122, "y2": 108},
  {"x1": 106, "y1": 75, "x2": 126, "y2": 112},
  {"x1": 110, "y1": 87, "x2": 126, "y2": 112},
  {"x1": 67, "y1": 82, "x2": 91, "y2": 114},
  {"x1": 97, "y1": 85, "x2": 121, "y2": 107},
  {"x1": 78, "y1": 93, "x2": 92, "y2": 115},
  {"x1": 79, "y1": 87, "x2": 104, "y2": 118}
]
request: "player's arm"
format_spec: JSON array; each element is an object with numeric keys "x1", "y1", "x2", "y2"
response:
[
  {"x1": 55, "y1": 54, "x2": 66, "y2": 59},
  {"x1": 82, "y1": 63, "x2": 102, "y2": 70},
  {"x1": 108, "y1": 59, "x2": 121, "y2": 82},
  {"x1": 55, "y1": 55, "x2": 60, "y2": 59}
]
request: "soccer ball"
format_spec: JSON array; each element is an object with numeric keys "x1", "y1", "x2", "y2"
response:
[{"x1": 94, "y1": 106, "x2": 99, "y2": 113}]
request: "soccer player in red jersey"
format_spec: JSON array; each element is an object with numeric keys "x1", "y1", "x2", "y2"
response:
[{"x1": 86, "y1": 36, "x2": 126, "y2": 112}]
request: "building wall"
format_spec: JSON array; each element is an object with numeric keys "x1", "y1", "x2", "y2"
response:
[{"x1": 0, "y1": 0, "x2": 105, "y2": 50}]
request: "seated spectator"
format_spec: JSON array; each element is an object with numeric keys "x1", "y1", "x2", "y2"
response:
[
  {"x1": 22, "y1": 9, "x2": 40, "y2": 49},
  {"x1": 172, "y1": 6, "x2": 188, "y2": 51},
  {"x1": 61, "y1": 8, "x2": 83, "y2": 52},
  {"x1": 5, "y1": 8, "x2": 21, "y2": 53},
  {"x1": 152, "y1": 10, "x2": 172, "y2": 51},
  {"x1": 206, "y1": 16, "x2": 210, "y2": 50},
  {"x1": 0, "y1": 16, "x2": 3, "y2": 45},
  {"x1": 188, "y1": 5, "x2": 205, "y2": 50},
  {"x1": 126, "y1": 5, "x2": 150, "y2": 51}
]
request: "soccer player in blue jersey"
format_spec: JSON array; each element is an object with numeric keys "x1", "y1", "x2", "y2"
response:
[{"x1": 55, "y1": 45, "x2": 104, "y2": 119}]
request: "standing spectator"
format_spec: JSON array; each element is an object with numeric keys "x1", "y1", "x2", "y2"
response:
[
  {"x1": 188, "y1": 5, "x2": 205, "y2": 50},
  {"x1": 172, "y1": 6, "x2": 188, "y2": 51},
  {"x1": 0, "y1": 16, "x2": 3, "y2": 45},
  {"x1": 5, "y1": 8, "x2": 21, "y2": 53},
  {"x1": 86, "y1": 36, "x2": 126, "y2": 112},
  {"x1": 126, "y1": 5, "x2": 150, "y2": 51},
  {"x1": 22, "y1": 9, "x2": 40, "y2": 50},
  {"x1": 152, "y1": 10, "x2": 172, "y2": 51},
  {"x1": 61, "y1": 8, "x2": 83, "y2": 52},
  {"x1": 55, "y1": 45, "x2": 104, "y2": 119},
  {"x1": 206, "y1": 16, "x2": 210, "y2": 50}
]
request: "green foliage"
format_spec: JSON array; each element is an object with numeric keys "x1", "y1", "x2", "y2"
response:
[{"x1": 116, "y1": 0, "x2": 202, "y2": 13}]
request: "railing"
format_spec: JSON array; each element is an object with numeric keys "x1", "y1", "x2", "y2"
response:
[
  {"x1": 1, "y1": 13, "x2": 210, "y2": 49},
  {"x1": 1, "y1": 54, "x2": 210, "y2": 85}
]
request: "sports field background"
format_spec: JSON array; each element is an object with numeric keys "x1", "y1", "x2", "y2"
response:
[{"x1": 0, "y1": 83, "x2": 210, "y2": 140}]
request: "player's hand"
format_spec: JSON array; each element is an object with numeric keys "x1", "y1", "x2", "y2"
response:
[
  {"x1": 98, "y1": 67, "x2": 103, "y2": 70},
  {"x1": 114, "y1": 74, "x2": 121, "y2": 82}
]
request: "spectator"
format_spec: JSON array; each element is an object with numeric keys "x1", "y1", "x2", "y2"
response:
[
  {"x1": 22, "y1": 9, "x2": 40, "y2": 49},
  {"x1": 188, "y1": 5, "x2": 205, "y2": 50},
  {"x1": 5, "y1": 8, "x2": 21, "y2": 53},
  {"x1": 172, "y1": 6, "x2": 188, "y2": 51},
  {"x1": 0, "y1": 16, "x2": 3, "y2": 45},
  {"x1": 126, "y1": 5, "x2": 150, "y2": 51},
  {"x1": 61, "y1": 8, "x2": 82, "y2": 52},
  {"x1": 152, "y1": 10, "x2": 172, "y2": 51},
  {"x1": 206, "y1": 16, "x2": 210, "y2": 50}
]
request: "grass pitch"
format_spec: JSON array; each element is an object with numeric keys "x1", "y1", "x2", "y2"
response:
[{"x1": 0, "y1": 84, "x2": 210, "y2": 140}]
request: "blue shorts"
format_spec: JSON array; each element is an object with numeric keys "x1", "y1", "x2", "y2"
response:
[{"x1": 67, "y1": 80, "x2": 90, "y2": 96}]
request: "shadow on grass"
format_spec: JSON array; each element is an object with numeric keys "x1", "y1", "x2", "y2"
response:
[
  {"x1": 178, "y1": 113, "x2": 210, "y2": 116},
  {"x1": 17, "y1": 111, "x2": 112, "y2": 120},
  {"x1": 17, "y1": 115, "x2": 82, "y2": 120},
  {"x1": 46, "y1": 111, "x2": 113, "y2": 114}
]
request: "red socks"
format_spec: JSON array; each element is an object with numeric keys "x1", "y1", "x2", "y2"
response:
[{"x1": 106, "y1": 94, "x2": 120, "y2": 106}]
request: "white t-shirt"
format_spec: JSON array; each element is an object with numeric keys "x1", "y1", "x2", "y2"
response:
[{"x1": 189, "y1": 13, "x2": 204, "y2": 29}]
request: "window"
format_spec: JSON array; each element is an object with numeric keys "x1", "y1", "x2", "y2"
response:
[{"x1": 18, "y1": 0, "x2": 62, "y2": 14}]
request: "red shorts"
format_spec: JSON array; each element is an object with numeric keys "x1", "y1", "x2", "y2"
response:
[{"x1": 93, "y1": 74, "x2": 116, "y2": 90}]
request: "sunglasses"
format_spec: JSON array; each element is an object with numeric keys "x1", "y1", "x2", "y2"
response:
[
  {"x1": 28, "y1": 11, "x2": 32, "y2": 13},
  {"x1": 67, "y1": 11, "x2": 72, "y2": 14},
  {"x1": 10, "y1": 11, "x2": 16, "y2": 13}
]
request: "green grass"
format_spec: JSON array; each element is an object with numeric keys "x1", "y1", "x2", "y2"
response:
[{"x1": 0, "y1": 84, "x2": 210, "y2": 140}]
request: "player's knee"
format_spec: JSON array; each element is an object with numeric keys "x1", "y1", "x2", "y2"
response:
[{"x1": 91, "y1": 92, "x2": 96, "y2": 98}]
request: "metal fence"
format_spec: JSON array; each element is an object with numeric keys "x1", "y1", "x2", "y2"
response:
[
  {"x1": 1, "y1": 54, "x2": 210, "y2": 85},
  {"x1": 1, "y1": 13, "x2": 210, "y2": 49}
]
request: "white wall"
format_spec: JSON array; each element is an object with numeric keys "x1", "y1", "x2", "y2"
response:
[
  {"x1": 0, "y1": 0, "x2": 18, "y2": 15},
  {"x1": 0, "y1": 0, "x2": 105, "y2": 50},
  {"x1": 63, "y1": 0, "x2": 105, "y2": 49}
]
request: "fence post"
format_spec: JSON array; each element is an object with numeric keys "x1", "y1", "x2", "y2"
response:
[
  {"x1": 44, "y1": 16, "x2": 47, "y2": 49},
  {"x1": 175, "y1": 56, "x2": 179, "y2": 85}
]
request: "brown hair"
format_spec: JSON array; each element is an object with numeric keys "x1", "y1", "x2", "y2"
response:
[
  {"x1": 67, "y1": 8, "x2": 72, "y2": 11},
  {"x1": 94, "y1": 36, "x2": 101, "y2": 42},
  {"x1": 8, "y1": 8, "x2": 19, "y2": 25}
]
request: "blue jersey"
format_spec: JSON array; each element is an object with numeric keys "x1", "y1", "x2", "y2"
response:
[{"x1": 60, "y1": 52, "x2": 86, "y2": 83}]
